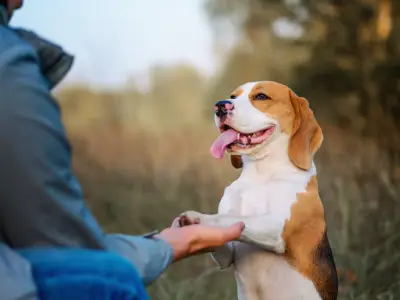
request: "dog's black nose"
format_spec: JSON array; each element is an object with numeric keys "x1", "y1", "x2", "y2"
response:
[{"x1": 215, "y1": 100, "x2": 234, "y2": 117}]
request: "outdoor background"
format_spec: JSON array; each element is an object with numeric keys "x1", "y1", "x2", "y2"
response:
[{"x1": 12, "y1": 0, "x2": 400, "y2": 299}]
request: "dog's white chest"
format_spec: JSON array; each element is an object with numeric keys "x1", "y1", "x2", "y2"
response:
[
  {"x1": 218, "y1": 180, "x2": 303, "y2": 217},
  {"x1": 238, "y1": 186, "x2": 271, "y2": 215},
  {"x1": 217, "y1": 175, "x2": 321, "y2": 300}
]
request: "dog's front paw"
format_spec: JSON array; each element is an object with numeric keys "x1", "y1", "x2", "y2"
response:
[{"x1": 179, "y1": 211, "x2": 203, "y2": 227}]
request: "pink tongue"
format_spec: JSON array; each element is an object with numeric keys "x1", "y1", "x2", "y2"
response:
[{"x1": 210, "y1": 129, "x2": 238, "y2": 159}]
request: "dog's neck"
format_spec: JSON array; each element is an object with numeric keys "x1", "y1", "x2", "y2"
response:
[{"x1": 239, "y1": 134, "x2": 316, "y2": 183}]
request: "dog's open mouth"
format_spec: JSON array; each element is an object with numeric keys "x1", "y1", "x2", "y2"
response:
[{"x1": 210, "y1": 125, "x2": 275, "y2": 159}]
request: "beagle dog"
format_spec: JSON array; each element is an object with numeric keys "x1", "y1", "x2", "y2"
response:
[{"x1": 179, "y1": 81, "x2": 338, "y2": 300}]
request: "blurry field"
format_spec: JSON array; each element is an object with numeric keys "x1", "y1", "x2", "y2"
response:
[{"x1": 58, "y1": 1, "x2": 399, "y2": 299}]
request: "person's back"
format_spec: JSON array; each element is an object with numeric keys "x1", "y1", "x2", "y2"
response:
[
  {"x1": 0, "y1": 6, "x2": 112, "y2": 299},
  {"x1": 0, "y1": 5, "x2": 103, "y2": 251},
  {"x1": 0, "y1": 7, "x2": 42, "y2": 299}
]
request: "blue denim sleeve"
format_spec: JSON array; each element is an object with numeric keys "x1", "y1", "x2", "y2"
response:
[{"x1": 0, "y1": 29, "x2": 174, "y2": 288}]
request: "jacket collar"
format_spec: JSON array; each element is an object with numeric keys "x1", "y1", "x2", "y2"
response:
[
  {"x1": 0, "y1": 5, "x2": 74, "y2": 89},
  {"x1": 0, "y1": 5, "x2": 8, "y2": 25}
]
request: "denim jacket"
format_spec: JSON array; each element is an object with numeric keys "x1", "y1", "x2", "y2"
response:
[{"x1": 0, "y1": 6, "x2": 173, "y2": 299}]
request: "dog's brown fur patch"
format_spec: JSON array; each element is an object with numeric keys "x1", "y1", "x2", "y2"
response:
[{"x1": 283, "y1": 176, "x2": 338, "y2": 300}]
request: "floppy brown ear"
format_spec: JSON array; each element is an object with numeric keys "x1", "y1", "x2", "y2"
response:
[
  {"x1": 288, "y1": 90, "x2": 323, "y2": 170},
  {"x1": 230, "y1": 155, "x2": 243, "y2": 169}
]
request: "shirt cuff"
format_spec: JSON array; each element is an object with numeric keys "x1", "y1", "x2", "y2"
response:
[{"x1": 104, "y1": 234, "x2": 174, "y2": 285}]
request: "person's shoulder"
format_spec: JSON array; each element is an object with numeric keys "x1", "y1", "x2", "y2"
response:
[
  {"x1": 0, "y1": 25, "x2": 35, "y2": 68},
  {"x1": 0, "y1": 25, "x2": 25, "y2": 50}
]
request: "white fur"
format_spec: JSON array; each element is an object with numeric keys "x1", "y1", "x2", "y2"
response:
[
  {"x1": 215, "y1": 82, "x2": 278, "y2": 135},
  {"x1": 215, "y1": 134, "x2": 321, "y2": 300},
  {"x1": 181, "y1": 82, "x2": 322, "y2": 300}
]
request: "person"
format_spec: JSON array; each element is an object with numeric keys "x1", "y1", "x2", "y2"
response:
[{"x1": 0, "y1": 1, "x2": 245, "y2": 299}]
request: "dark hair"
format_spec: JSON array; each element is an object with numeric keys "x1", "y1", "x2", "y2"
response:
[{"x1": 0, "y1": 0, "x2": 7, "y2": 9}]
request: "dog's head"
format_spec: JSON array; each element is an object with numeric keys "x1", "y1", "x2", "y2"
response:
[{"x1": 210, "y1": 81, "x2": 323, "y2": 170}]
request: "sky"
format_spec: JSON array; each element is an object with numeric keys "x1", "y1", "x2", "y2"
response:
[{"x1": 11, "y1": 0, "x2": 215, "y2": 88}]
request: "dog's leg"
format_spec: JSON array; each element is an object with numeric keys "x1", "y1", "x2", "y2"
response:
[
  {"x1": 180, "y1": 211, "x2": 286, "y2": 253},
  {"x1": 210, "y1": 243, "x2": 235, "y2": 269}
]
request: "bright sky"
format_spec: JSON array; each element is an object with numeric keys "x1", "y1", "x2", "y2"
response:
[{"x1": 10, "y1": 0, "x2": 215, "y2": 88}]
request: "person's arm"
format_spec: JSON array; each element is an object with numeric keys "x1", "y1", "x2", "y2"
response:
[
  {"x1": 0, "y1": 36, "x2": 173, "y2": 285},
  {"x1": 104, "y1": 235, "x2": 173, "y2": 284}
]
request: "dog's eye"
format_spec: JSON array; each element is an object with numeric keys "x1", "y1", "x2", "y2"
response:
[
  {"x1": 229, "y1": 95, "x2": 236, "y2": 99},
  {"x1": 254, "y1": 93, "x2": 271, "y2": 100}
]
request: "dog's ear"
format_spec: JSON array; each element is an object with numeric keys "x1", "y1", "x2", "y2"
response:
[
  {"x1": 288, "y1": 90, "x2": 323, "y2": 170},
  {"x1": 230, "y1": 155, "x2": 243, "y2": 169}
]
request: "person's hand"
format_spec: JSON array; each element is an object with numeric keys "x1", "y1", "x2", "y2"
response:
[{"x1": 156, "y1": 217, "x2": 244, "y2": 262}]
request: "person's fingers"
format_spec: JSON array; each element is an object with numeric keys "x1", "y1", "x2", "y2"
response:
[
  {"x1": 160, "y1": 221, "x2": 246, "y2": 261},
  {"x1": 191, "y1": 222, "x2": 245, "y2": 249},
  {"x1": 187, "y1": 222, "x2": 244, "y2": 254},
  {"x1": 220, "y1": 222, "x2": 245, "y2": 242}
]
